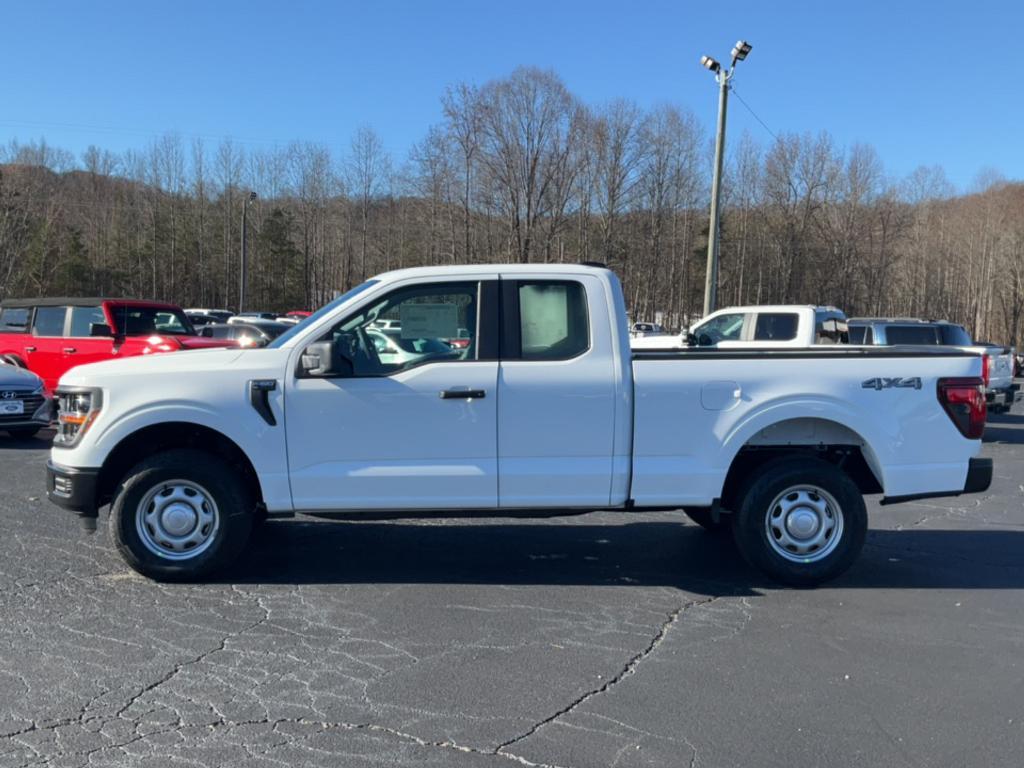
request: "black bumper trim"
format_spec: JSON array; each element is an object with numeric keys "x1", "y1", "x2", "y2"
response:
[
  {"x1": 880, "y1": 457, "x2": 993, "y2": 506},
  {"x1": 46, "y1": 461, "x2": 100, "y2": 516}
]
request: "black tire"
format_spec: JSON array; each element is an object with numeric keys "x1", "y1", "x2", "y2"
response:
[
  {"x1": 6, "y1": 427, "x2": 41, "y2": 439},
  {"x1": 109, "y1": 449, "x2": 255, "y2": 581},
  {"x1": 683, "y1": 507, "x2": 731, "y2": 534},
  {"x1": 731, "y1": 457, "x2": 866, "y2": 587}
]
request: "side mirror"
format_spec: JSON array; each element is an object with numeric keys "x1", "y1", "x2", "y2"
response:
[
  {"x1": 89, "y1": 323, "x2": 114, "y2": 338},
  {"x1": 685, "y1": 332, "x2": 698, "y2": 347},
  {"x1": 300, "y1": 340, "x2": 353, "y2": 378}
]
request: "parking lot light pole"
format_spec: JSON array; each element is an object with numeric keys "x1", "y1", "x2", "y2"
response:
[
  {"x1": 701, "y1": 40, "x2": 752, "y2": 317},
  {"x1": 240, "y1": 191, "x2": 257, "y2": 313}
]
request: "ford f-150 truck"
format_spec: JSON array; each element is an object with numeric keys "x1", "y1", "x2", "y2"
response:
[
  {"x1": 46, "y1": 265, "x2": 992, "y2": 586},
  {"x1": 631, "y1": 305, "x2": 848, "y2": 350}
]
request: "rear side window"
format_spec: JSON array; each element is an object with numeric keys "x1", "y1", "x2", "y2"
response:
[
  {"x1": 886, "y1": 325, "x2": 939, "y2": 345},
  {"x1": 518, "y1": 281, "x2": 589, "y2": 360},
  {"x1": 939, "y1": 324, "x2": 973, "y2": 346},
  {"x1": 0, "y1": 308, "x2": 30, "y2": 332},
  {"x1": 754, "y1": 313, "x2": 798, "y2": 341},
  {"x1": 33, "y1": 307, "x2": 67, "y2": 337},
  {"x1": 68, "y1": 306, "x2": 107, "y2": 337}
]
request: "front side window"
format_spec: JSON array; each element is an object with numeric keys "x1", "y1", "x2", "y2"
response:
[
  {"x1": 692, "y1": 312, "x2": 745, "y2": 346},
  {"x1": 68, "y1": 306, "x2": 107, "y2": 337},
  {"x1": 327, "y1": 281, "x2": 478, "y2": 376},
  {"x1": 33, "y1": 307, "x2": 67, "y2": 337},
  {"x1": 754, "y1": 313, "x2": 799, "y2": 342},
  {"x1": 518, "y1": 281, "x2": 589, "y2": 360}
]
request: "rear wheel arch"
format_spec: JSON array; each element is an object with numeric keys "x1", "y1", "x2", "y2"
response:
[
  {"x1": 719, "y1": 417, "x2": 883, "y2": 511},
  {"x1": 98, "y1": 422, "x2": 263, "y2": 510}
]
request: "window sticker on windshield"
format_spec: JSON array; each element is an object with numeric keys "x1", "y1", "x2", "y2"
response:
[{"x1": 400, "y1": 303, "x2": 458, "y2": 339}]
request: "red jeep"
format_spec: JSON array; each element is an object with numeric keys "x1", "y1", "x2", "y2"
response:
[{"x1": 0, "y1": 298, "x2": 236, "y2": 392}]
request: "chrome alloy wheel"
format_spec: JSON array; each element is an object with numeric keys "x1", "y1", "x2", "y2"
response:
[
  {"x1": 135, "y1": 480, "x2": 220, "y2": 560},
  {"x1": 765, "y1": 485, "x2": 844, "y2": 564}
]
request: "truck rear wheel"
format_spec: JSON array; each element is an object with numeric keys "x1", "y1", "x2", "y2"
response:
[
  {"x1": 732, "y1": 457, "x2": 866, "y2": 587},
  {"x1": 109, "y1": 449, "x2": 254, "y2": 581}
]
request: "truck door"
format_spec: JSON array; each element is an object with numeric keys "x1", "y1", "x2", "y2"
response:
[
  {"x1": 29, "y1": 306, "x2": 69, "y2": 391},
  {"x1": 497, "y1": 276, "x2": 619, "y2": 508},
  {"x1": 286, "y1": 278, "x2": 499, "y2": 511}
]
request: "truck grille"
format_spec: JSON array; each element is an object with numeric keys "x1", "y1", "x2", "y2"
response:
[{"x1": 0, "y1": 391, "x2": 47, "y2": 423}]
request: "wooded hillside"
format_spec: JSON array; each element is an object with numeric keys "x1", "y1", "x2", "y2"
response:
[{"x1": 1, "y1": 67, "x2": 1021, "y2": 345}]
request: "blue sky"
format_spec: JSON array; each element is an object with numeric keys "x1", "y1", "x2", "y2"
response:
[{"x1": 1, "y1": 0, "x2": 1020, "y2": 190}]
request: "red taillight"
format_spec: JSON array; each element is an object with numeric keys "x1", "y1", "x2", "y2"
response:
[
  {"x1": 937, "y1": 377, "x2": 986, "y2": 439},
  {"x1": 981, "y1": 354, "x2": 991, "y2": 387}
]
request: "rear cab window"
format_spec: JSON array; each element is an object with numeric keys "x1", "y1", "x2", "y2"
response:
[
  {"x1": 938, "y1": 324, "x2": 973, "y2": 346},
  {"x1": 885, "y1": 325, "x2": 940, "y2": 345},
  {"x1": 517, "y1": 281, "x2": 589, "y2": 360},
  {"x1": 753, "y1": 313, "x2": 798, "y2": 342}
]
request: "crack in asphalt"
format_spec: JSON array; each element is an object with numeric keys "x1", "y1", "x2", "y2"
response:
[{"x1": 493, "y1": 596, "x2": 718, "y2": 759}]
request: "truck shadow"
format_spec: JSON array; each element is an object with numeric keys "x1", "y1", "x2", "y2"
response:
[
  {"x1": 225, "y1": 518, "x2": 1024, "y2": 592},
  {"x1": 983, "y1": 410, "x2": 1024, "y2": 445}
]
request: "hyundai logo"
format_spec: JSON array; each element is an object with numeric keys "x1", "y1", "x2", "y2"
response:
[{"x1": 0, "y1": 391, "x2": 17, "y2": 400}]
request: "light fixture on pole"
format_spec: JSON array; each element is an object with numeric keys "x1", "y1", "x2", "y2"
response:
[
  {"x1": 700, "y1": 39, "x2": 753, "y2": 316},
  {"x1": 239, "y1": 191, "x2": 257, "y2": 313}
]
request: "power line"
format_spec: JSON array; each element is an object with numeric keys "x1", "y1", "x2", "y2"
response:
[{"x1": 729, "y1": 86, "x2": 780, "y2": 142}]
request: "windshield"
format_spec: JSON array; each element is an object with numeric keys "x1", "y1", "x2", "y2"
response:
[{"x1": 268, "y1": 280, "x2": 379, "y2": 348}]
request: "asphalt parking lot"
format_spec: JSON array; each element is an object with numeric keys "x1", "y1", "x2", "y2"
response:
[{"x1": 1, "y1": 405, "x2": 1022, "y2": 768}]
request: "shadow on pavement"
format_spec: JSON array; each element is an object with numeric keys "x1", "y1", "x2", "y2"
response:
[
  {"x1": 983, "y1": 411, "x2": 1024, "y2": 444},
  {"x1": 225, "y1": 518, "x2": 1024, "y2": 592},
  {"x1": 0, "y1": 428, "x2": 54, "y2": 450}
]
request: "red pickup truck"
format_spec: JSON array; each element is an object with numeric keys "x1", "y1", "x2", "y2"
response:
[{"x1": 0, "y1": 297, "x2": 235, "y2": 391}]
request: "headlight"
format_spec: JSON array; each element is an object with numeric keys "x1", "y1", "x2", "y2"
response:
[{"x1": 54, "y1": 387, "x2": 103, "y2": 447}]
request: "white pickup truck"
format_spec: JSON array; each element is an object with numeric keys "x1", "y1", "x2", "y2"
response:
[
  {"x1": 46, "y1": 265, "x2": 992, "y2": 586},
  {"x1": 631, "y1": 305, "x2": 848, "y2": 350}
]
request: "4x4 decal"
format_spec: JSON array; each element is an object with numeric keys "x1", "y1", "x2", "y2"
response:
[{"x1": 862, "y1": 377, "x2": 922, "y2": 391}]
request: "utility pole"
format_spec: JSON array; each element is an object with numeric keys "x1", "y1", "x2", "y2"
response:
[
  {"x1": 700, "y1": 40, "x2": 752, "y2": 317},
  {"x1": 239, "y1": 191, "x2": 256, "y2": 312}
]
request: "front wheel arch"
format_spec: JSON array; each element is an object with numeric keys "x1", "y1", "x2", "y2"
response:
[{"x1": 98, "y1": 422, "x2": 263, "y2": 511}]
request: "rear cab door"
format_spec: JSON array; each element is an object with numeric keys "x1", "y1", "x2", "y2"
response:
[{"x1": 496, "y1": 271, "x2": 629, "y2": 508}]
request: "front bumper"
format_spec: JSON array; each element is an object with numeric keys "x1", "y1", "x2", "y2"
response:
[
  {"x1": 881, "y1": 457, "x2": 992, "y2": 505},
  {"x1": 46, "y1": 460, "x2": 100, "y2": 516}
]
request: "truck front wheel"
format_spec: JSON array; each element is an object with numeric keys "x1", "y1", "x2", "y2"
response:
[
  {"x1": 732, "y1": 457, "x2": 866, "y2": 587},
  {"x1": 109, "y1": 449, "x2": 254, "y2": 581}
]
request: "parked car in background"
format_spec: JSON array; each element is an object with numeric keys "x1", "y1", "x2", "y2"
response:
[
  {"x1": 367, "y1": 328, "x2": 463, "y2": 366},
  {"x1": 0, "y1": 298, "x2": 236, "y2": 391},
  {"x1": 284, "y1": 310, "x2": 311, "y2": 319},
  {"x1": 185, "y1": 311, "x2": 221, "y2": 327},
  {"x1": 200, "y1": 321, "x2": 290, "y2": 348},
  {"x1": 185, "y1": 308, "x2": 234, "y2": 323},
  {"x1": 632, "y1": 305, "x2": 848, "y2": 350},
  {"x1": 631, "y1": 322, "x2": 667, "y2": 338},
  {"x1": 229, "y1": 311, "x2": 278, "y2": 324},
  {"x1": 848, "y1": 318, "x2": 1019, "y2": 412},
  {"x1": 0, "y1": 362, "x2": 51, "y2": 438}
]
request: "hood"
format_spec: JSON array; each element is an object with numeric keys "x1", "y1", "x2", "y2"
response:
[
  {"x1": 0, "y1": 362, "x2": 44, "y2": 390},
  {"x1": 59, "y1": 347, "x2": 248, "y2": 387}
]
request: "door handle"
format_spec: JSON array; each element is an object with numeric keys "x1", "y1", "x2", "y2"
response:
[
  {"x1": 24, "y1": 346, "x2": 36, "y2": 353},
  {"x1": 439, "y1": 389, "x2": 486, "y2": 400},
  {"x1": 63, "y1": 347, "x2": 77, "y2": 354}
]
